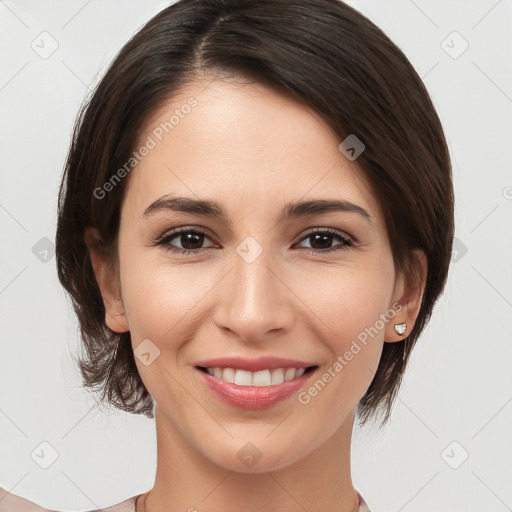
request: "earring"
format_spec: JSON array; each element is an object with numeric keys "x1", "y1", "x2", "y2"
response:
[{"x1": 394, "y1": 323, "x2": 407, "y2": 336}]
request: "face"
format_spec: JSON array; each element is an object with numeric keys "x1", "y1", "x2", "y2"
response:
[{"x1": 91, "y1": 76, "x2": 423, "y2": 473}]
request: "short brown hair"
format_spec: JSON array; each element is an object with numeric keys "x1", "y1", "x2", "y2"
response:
[{"x1": 55, "y1": 0, "x2": 454, "y2": 426}]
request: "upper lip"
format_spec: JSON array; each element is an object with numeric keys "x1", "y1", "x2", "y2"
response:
[{"x1": 195, "y1": 356, "x2": 317, "y2": 372}]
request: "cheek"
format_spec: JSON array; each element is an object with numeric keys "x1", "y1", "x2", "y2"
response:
[
  {"x1": 121, "y1": 249, "x2": 395, "y2": 347},
  {"x1": 292, "y1": 261, "x2": 394, "y2": 340},
  {"x1": 291, "y1": 262, "x2": 395, "y2": 406},
  {"x1": 292, "y1": 271, "x2": 391, "y2": 421},
  {"x1": 119, "y1": 250, "x2": 217, "y2": 347}
]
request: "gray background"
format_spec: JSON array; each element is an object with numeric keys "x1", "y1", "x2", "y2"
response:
[{"x1": 0, "y1": 1, "x2": 511, "y2": 511}]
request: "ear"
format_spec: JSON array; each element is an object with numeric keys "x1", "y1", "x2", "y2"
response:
[
  {"x1": 385, "y1": 249, "x2": 428, "y2": 343},
  {"x1": 84, "y1": 227, "x2": 129, "y2": 333}
]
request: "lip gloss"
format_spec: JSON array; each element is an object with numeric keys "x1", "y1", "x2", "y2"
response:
[{"x1": 196, "y1": 367, "x2": 316, "y2": 410}]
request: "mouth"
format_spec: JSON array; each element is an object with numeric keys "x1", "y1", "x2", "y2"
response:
[
  {"x1": 196, "y1": 365, "x2": 318, "y2": 386},
  {"x1": 194, "y1": 364, "x2": 319, "y2": 410}
]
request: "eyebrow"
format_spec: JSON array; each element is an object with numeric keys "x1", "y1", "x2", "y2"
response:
[{"x1": 143, "y1": 195, "x2": 372, "y2": 223}]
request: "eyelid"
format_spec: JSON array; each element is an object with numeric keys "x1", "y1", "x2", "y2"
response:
[
  {"x1": 295, "y1": 227, "x2": 356, "y2": 246},
  {"x1": 155, "y1": 225, "x2": 355, "y2": 241},
  {"x1": 154, "y1": 226, "x2": 218, "y2": 246},
  {"x1": 153, "y1": 225, "x2": 358, "y2": 255}
]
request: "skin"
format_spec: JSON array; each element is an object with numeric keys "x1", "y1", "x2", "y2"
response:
[{"x1": 86, "y1": 75, "x2": 427, "y2": 512}]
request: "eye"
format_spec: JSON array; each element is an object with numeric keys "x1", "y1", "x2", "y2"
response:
[
  {"x1": 153, "y1": 226, "x2": 356, "y2": 256},
  {"x1": 294, "y1": 228, "x2": 355, "y2": 254},
  {"x1": 155, "y1": 227, "x2": 217, "y2": 255}
]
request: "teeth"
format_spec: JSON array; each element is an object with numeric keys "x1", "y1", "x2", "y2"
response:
[
  {"x1": 271, "y1": 368, "x2": 284, "y2": 385},
  {"x1": 204, "y1": 367, "x2": 307, "y2": 386},
  {"x1": 252, "y1": 369, "x2": 271, "y2": 386},
  {"x1": 284, "y1": 368, "x2": 296, "y2": 381},
  {"x1": 234, "y1": 369, "x2": 252, "y2": 386}
]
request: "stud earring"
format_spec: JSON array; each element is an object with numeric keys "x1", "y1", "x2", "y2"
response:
[{"x1": 394, "y1": 323, "x2": 407, "y2": 336}]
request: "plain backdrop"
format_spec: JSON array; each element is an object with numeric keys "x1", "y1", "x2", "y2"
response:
[{"x1": 0, "y1": 1, "x2": 511, "y2": 511}]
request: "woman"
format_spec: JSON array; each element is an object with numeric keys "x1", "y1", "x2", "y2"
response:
[{"x1": 0, "y1": 0, "x2": 453, "y2": 510}]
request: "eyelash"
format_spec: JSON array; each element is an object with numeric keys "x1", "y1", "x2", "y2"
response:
[{"x1": 153, "y1": 227, "x2": 356, "y2": 256}]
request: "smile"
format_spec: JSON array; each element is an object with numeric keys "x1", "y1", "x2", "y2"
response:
[
  {"x1": 195, "y1": 364, "x2": 319, "y2": 410},
  {"x1": 197, "y1": 366, "x2": 317, "y2": 386}
]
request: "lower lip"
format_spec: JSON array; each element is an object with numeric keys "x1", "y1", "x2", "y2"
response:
[{"x1": 195, "y1": 367, "x2": 317, "y2": 410}]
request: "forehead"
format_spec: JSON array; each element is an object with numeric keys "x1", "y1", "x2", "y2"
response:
[{"x1": 122, "y1": 77, "x2": 382, "y2": 226}]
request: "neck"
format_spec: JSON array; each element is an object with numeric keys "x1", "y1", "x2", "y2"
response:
[{"x1": 142, "y1": 406, "x2": 360, "y2": 512}]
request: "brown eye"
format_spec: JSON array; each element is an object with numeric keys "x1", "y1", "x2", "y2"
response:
[
  {"x1": 156, "y1": 228, "x2": 216, "y2": 255},
  {"x1": 296, "y1": 229, "x2": 354, "y2": 254}
]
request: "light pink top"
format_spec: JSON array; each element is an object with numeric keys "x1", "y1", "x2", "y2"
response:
[{"x1": 0, "y1": 486, "x2": 372, "y2": 511}]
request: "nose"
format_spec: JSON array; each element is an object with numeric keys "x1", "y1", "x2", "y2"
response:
[{"x1": 213, "y1": 243, "x2": 295, "y2": 344}]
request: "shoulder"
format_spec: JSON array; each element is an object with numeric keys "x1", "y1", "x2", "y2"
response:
[
  {"x1": 0, "y1": 487, "x2": 367, "y2": 512},
  {"x1": 356, "y1": 489, "x2": 373, "y2": 512},
  {"x1": 100, "y1": 494, "x2": 141, "y2": 512},
  {"x1": 0, "y1": 486, "x2": 142, "y2": 512}
]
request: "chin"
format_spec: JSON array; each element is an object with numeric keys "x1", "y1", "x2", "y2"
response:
[{"x1": 198, "y1": 431, "x2": 315, "y2": 474}]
